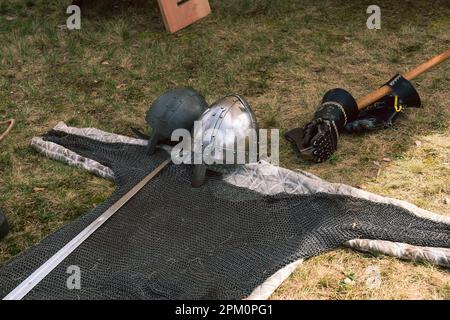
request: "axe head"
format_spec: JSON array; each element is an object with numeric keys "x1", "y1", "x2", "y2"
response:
[{"x1": 386, "y1": 74, "x2": 421, "y2": 108}]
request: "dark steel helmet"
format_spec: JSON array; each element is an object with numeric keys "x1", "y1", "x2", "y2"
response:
[{"x1": 146, "y1": 88, "x2": 208, "y2": 154}]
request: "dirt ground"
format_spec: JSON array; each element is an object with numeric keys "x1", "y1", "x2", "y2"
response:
[{"x1": 0, "y1": 0, "x2": 449, "y2": 299}]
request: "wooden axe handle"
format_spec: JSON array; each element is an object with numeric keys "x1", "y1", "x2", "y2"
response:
[{"x1": 357, "y1": 49, "x2": 450, "y2": 110}]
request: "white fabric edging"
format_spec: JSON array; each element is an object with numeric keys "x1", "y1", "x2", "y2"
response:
[
  {"x1": 244, "y1": 259, "x2": 304, "y2": 300},
  {"x1": 31, "y1": 137, "x2": 114, "y2": 179},
  {"x1": 30, "y1": 122, "x2": 450, "y2": 300},
  {"x1": 346, "y1": 239, "x2": 450, "y2": 266}
]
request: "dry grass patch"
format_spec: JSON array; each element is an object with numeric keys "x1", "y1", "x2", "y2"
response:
[{"x1": 273, "y1": 249, "x2": 450, "y2": 300}]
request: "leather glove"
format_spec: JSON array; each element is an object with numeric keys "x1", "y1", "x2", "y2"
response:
[
  {"x1": 285, "y1": 89, "x2": 359, "y2": 163},
  {"x1": 345, "y1": 95, "x2": 400, "y2": 133},
  {"x1": 285, "y1": 118, "x2": 338, "y2": 163}
]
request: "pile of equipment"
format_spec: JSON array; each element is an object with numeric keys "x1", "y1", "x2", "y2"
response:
[
  {"x1": 2, "y1": 125, "x2": 449, "y2": 300},
  {"x1": 1, "y1": 50, "x2": 449, "y2": 300},
  {"x1": 143, "y1": 89, "x2": 258, "y2": 187},
  {"x1": 285, "y1": 49, "x2": 450, "y2": 162}
]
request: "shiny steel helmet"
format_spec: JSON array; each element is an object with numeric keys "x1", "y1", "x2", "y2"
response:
[
  {"x1": 146, "y1": 88, "x2": 208, "y2": 154},
  {"x1": 192, "y1": 94, "x2": 258, "y2": 187}
]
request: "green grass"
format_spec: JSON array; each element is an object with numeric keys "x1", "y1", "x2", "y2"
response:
[{"x1": 0, "y1": 0, "x2": 449, "y2": 299}]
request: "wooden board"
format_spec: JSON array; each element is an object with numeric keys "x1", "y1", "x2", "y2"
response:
[{"x1": 157, "y1": 0, "x2": 211, "y2": 33}]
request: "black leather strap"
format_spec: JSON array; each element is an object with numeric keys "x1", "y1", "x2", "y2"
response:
[{"x1": 0, "y1": 209, "x2": 9, "y2": 241}]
